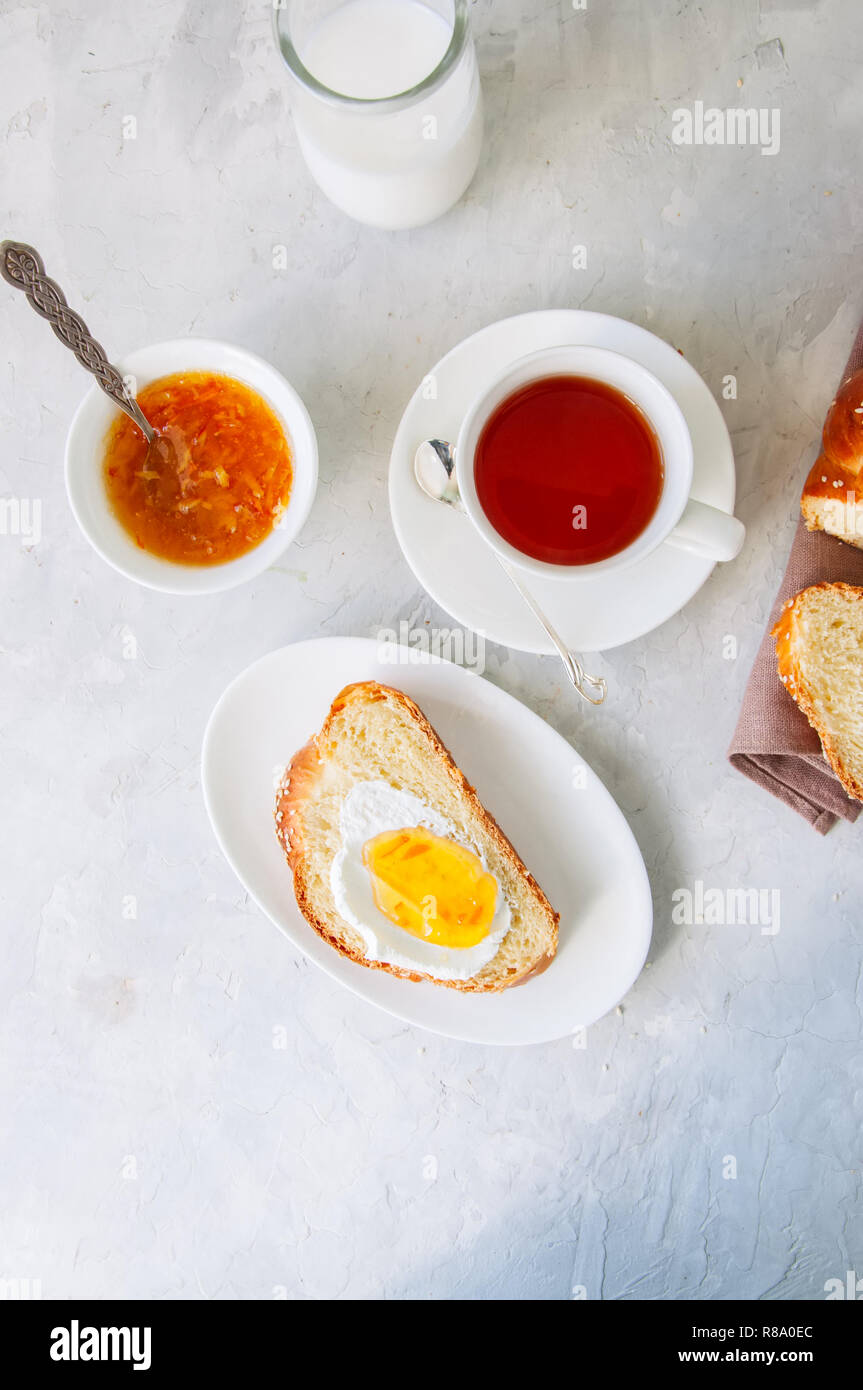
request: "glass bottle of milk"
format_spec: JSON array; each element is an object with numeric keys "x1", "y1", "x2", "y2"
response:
[{"x1": 273, "y1": 0, "x2": 483, "y2": 230}]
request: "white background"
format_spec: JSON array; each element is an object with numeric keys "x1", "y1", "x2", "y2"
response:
[{"x1": 1, "y1": 0, "x2": 861, "y2": 1299}]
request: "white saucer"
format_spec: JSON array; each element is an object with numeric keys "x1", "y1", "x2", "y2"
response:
[{"x1": 389, "y1": 310, "x2": 736, "y2": 653}]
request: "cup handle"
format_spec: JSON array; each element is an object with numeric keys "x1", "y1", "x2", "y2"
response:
[{"x1": 664, "y1": 498, "x2": 745, "y2": 562}]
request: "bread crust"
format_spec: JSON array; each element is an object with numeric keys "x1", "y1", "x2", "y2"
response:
[
  {"x1": 772, "y1": 581, "x2": 863, "y2": 803},
  {"x1": 800, "y1": 370, "x2": 863, "y2": 546},
  {"x1": 275, "y1": 681, "x2": 559, "y2": 992}
]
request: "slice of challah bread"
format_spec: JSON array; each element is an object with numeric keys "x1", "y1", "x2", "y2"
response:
[
  {"x1": 275, "y1": 681, "x2": 559, "y2": 992},
  {"x1": 801, "y1": 369, "x2": 863, "y2": 547},
  {"x1": 772, "y1": 581, "x2": 863, "y2": 802}
]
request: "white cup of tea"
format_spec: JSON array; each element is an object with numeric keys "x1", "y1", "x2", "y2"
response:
[{"x1": 454, "y1": 345, "x2": 745, "y2": 581}]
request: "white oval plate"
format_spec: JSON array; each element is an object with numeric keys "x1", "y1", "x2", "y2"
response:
[
  {"x1": 202, "y1": 638, "x2": 652, "y2": 1045},
  {"x1": 389, "y1": 310, "x2": 736, "y2": 653}
]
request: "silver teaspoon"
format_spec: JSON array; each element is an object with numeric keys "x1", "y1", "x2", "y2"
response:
[
  {"x1": 414, "y1": 440, "x2": 608, "y2": 705},
  {"x1": 1, "y1": 240, "x2": 163, "y2": 454}
]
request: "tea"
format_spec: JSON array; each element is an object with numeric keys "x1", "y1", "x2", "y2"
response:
[{"x1": 474, "y1": 375, "x2": 665, "y2": 566}]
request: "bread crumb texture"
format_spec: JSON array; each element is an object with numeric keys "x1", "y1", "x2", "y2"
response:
[
  {"x1": 275, "y1": 681, "x2": 559, "y2": 992},
  {"x1": 773, "y1": 581, "x2": 863, "y2": 802}
]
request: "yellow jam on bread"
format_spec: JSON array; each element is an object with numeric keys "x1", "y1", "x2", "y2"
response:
[{"x1": 362, "y1": 827, "x2": 498, "y2": 948}]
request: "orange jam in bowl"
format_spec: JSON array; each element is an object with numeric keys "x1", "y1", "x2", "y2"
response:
[{"x1": 102, "y1": 371, "x2": 294, "y2": 566}]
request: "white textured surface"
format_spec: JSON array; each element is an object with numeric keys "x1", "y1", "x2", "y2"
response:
[{"x1": 1, "y1": 0, "x2": 862, "y2": 1301}]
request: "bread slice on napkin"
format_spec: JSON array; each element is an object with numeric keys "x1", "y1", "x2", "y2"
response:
[
  {"x1": 772, "y1": 582, "x2": 863, "y2": 802},
  {"x1": 274, "y1": 680, "x2": 559, "y2": 992}
]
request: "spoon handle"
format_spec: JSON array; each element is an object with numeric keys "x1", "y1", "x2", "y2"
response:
[
  {"x1": 414, "y1": 437, "x2": 608, "y2": 705},
  {"x1": 0, "y1": 240, "x2": 154, "y2": 442},
  {"x1": 496, "y1": 554, "x2": 608, "y2": 705}
]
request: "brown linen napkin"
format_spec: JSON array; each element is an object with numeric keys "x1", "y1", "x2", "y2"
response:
[{"x1": 728, "y1": 320, "x2": 863, "y2": 833}]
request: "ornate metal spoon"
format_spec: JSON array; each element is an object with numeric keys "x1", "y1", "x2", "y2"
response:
[
  {"x1": 414, "y1": 440, "x2": 608, "y2": 705},
  {"x1": 1, "y1": 240, "x2": 158, "y2": 447}
]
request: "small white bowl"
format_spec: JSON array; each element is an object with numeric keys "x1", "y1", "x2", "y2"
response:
[{"x1": 64, "y1": 338, "x2": 318, "y2": 594}]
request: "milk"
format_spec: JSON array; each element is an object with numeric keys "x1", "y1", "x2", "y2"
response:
[
  {"x1": 288, "y1": 0, "x2": 483, "y2": 229},
  {"x1": 301, "y1": 0, "x2": 452, "y2": 100}
]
